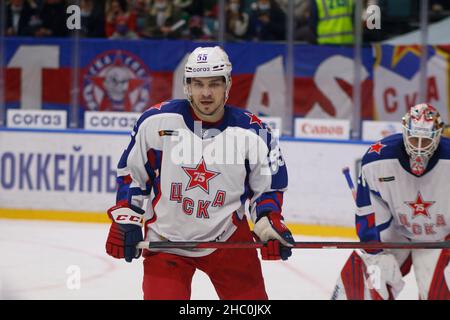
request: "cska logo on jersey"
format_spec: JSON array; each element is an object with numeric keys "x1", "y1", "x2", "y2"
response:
[
  {"x1": 404, "y1": 192, "x2": 435, "y2": 219},
  {"x1": 245, "y1": 112, "x2": 263, "y2": 128},
  {"x1": 367, "y1": 141, "x2": 386, "y2": 155},
  {"x1": 182, "y1": 158, "x2": 220, "y2": 194}
]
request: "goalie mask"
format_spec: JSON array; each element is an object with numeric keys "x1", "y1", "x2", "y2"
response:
[
  {"x1": 183, "y1": 46, "x2": 232, "y2": 102},
  {"x1": 402, "y1": 103, "x2": 444, "y2": 175}
]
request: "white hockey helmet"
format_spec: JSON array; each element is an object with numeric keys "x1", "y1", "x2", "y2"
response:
[
  {"x1": 184, "y1": 46, "x2": 232, "y2": 99},
  {"x1": 402, "y1": 103, "x2": 444, "y2": 158}
]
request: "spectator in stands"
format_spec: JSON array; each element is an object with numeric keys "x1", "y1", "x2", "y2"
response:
[
  {"x1": 5, "y1": 0, "x2": 38, "y2": 36},
  {"x1": 132, "y1": 0, "x2": 151, "y2": 38},
  {"x1": 187, "y1": 15, "x2": 205, "y2": 39},
  {"x1": 79, "y1": 0, "x2": 106, "y2": 37},
  {"x1": 34, "y1": 0, "x2": 69, "y2": 37},
  {"x1": 226, "y1": 0, "x2": 249, "y2": 41},
  {"x1": 309, "y1": 0, "x2": 354, "y2": 45},
  {"x1": 141, "y1": 0, "x2": 186, "y2": 39},
  {"x1": 175, "y1": 0, "x2": 218, "y2": 40},
  {"x1": 247, "y1": 0, "x2": 286, "y2": 41},
  {"x1": 202, "y1": 0, "x2": 219, "y2": 39},
  {"x1": 105, "y1": 0, "x2": 138, "y2": 39}
]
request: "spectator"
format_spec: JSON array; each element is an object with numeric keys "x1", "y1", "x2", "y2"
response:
[
  {"x1": 309, "y1": 0, "x2": 354, "y2": 45},
  {"x1": 226, "y1": 0, "x2": 249, "y2": 41},
  {"x1": 132, "y1": 0, "x2": 150, "y2": 37},
  {"x1": 187, "y1": 15, "x2": 205, "y2": 39},
  {"x1": 35, "y1": 0, "x2": 69, "y2": 37},
  {"x1": 5, "y1": 0, "x2": 38, "y2": 36},
  {"x1": 202, "y1": 0, "x2": 219, "y2": 39},
  {"x1": 277, "y1": 0, "x2": 315, "y2": 42},
  {"x1": 142, "y1": 0, "x2": 186, "y2": 39},
  {"x1": 105, "y1": 0, "x2": 138, "y2": 39},
  {"x1": 79, "y1": 0, "x2": 106, "y2": 37},
  {"x1": 248, "y1": 0, "x2": 286, "y2": 41}
]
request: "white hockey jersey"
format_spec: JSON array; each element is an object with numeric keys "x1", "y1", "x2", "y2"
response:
[
  {"x1": 356, "y1": 133, "x2": 450, "y2": 244},
  {"x1": 115, "y1": 99, "x2": 288, "y2": 257}
]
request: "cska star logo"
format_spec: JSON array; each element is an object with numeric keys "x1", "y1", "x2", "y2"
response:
[
  {"x1": 245, "y1": 112, "x2": 263, "y2": 128},
  {"x1": 182, "y1": 158, "x2": 220, "y2": 194},
  {"x1": 150, "y1": 101, "x2": 168, "y2": 110},
  {"x1": 368, "y1": 141, "x2": 386, "y2": 154},
  {"x1": 405, "y1": 192, "x2": 435, "y2": 219}
]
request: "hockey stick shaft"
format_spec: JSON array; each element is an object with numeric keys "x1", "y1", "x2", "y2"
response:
[
  {"x1": 136, "y1": 240, "x2": 450, "y2": 250},
  {"x1": 342, "y1": 166, "x2": 357, "y2": 201}
]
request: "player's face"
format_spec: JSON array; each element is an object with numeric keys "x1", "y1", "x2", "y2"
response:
[{"x1": 189, "y1": 77, "x2": 226, "y2": 122}]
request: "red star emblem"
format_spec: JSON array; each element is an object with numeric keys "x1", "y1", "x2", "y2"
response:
[
  {"x1": 150, "y1": 101, "x2": 167, "y2": 110},
  {"x1": 405, "y1": 192, "x2": 435, "y2": 219},
  {"x1": 368, "y1": 141, "x2": 386, "y2": 154},
  {"x1": 182, "y1": 158, "x2": 220, "y2": 194},
  {"x1": 245, "y1": 112, "x2": 263, "y2": 128}
]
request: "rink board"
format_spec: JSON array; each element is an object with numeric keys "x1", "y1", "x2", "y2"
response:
[{"x1": 0, "y1": 128, "x2": 371, "y2": 235}]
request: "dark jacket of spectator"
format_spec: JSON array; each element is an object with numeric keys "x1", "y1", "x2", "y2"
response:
[
  {"x1": 248, "y1": 0, "x2": 286, "y2": 41},
  {"x1": 80, "y1": 0, "x2": 106, "y2": 38},
  {"x1": 5, "y1": 0, "x2": 37, "y2": 36},
  {"x1": 36, "y1": 0, "x2": 69, "y2": 37}
]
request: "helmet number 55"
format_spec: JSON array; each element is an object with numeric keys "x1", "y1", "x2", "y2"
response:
[{"x1": 197, "y1": 54, "x2": 208, "y2": 62}]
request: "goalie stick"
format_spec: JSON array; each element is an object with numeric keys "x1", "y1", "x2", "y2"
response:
[{"x1": 136, "y1": 240, "x2": 450, "y2": 250}]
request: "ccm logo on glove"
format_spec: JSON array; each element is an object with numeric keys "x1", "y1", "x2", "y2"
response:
[{"x1": 108, "y1": 206, "x2": 143, "y2": 226}]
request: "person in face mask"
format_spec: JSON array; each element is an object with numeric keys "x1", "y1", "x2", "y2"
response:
[
  {"x1": 225, "y1": 0, "x2": 249, "y2": 40},
  {"x1": 106, "y1": 0, "x2": 139, "y2": 39},
  {"x1": 248, "y1": 0, "x2": 286, "y2": 41}
]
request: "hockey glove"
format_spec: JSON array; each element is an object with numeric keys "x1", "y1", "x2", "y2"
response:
[
  {"x1": 253, "y1": 212, "x2": 294, "y2": 261},
  {"x1": 361, "y1": 252, "x2": 405, "y2": 300},
  {"x1": 106, "y1": 204, "x2": 144, "y2": 263}
]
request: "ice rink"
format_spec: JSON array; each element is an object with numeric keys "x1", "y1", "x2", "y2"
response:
[{"x1": 0, "y1": 219, "x2": 419, "y2": 300}]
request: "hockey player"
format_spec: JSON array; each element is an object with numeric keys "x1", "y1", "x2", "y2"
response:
[
  {"x1": 105, "y1": 46, "x2": 294, "y2": 299},
  {"x1": 332, "y1": 103, "x2": 450, "y2": 300}
]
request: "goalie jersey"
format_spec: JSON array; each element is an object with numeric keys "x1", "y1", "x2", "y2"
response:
[
  {"x1": 115, "y1": 99, "x2": 288, "y2": 257},
  {"x1": 356, "y1": 133, "x2": 450, "y2": 244}
]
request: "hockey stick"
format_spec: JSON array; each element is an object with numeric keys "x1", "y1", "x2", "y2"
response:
[
  {"x1": 136, "y1": 167, "x2": 450, "y2": 251},
  {"x1": 136, "y1": 240, "x2": 450, "y2": 250},
  {"x1": 342, "y1": 166, "x2": 356, "y2": 201}
]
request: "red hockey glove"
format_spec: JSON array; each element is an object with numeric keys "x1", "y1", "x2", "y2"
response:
[
  {"x1": 106, "y1": 204, "x2": 144, "y2": 263},
  {"x1": 253, "y1": 212, "x2": 294, "y2": 261}
]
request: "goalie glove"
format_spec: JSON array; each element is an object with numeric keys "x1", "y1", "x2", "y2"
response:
[
  {"x1": 253, "y1": 212, "x2": 294, "y2": 261},
  {"x1": 106, "y1": 204, "x2": 144, "y2": 263},
  {"x1": 360, "y1": 251, "x2": 405, "y2": 300}
]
